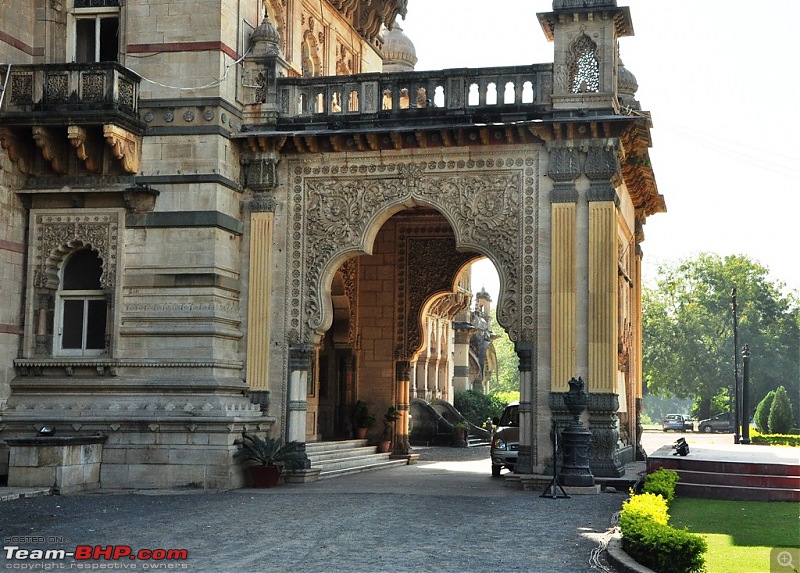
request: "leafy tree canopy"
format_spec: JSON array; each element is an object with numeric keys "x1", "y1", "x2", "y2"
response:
[
  {"x1": 488, "y1": 307, "x2": 519, "y2": 393},
  {"x1": 643, "y1": 253, "x2": 799, "y2": 421}
]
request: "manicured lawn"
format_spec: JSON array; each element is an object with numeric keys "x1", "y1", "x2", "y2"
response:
[{"x1": 669, "y1": 498, "x2": 800, "y2": 573}]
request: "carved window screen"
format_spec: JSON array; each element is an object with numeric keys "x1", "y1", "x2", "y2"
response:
[{"x1": 568, "y1": 34, "x2": 600, "y2": 93}]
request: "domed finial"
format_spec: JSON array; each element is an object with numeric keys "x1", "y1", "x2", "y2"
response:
[{"x1": 382, "y1": 23, "x2": 417, "y2": 72}]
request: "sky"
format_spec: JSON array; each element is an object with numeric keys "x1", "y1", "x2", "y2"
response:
[{"x1": 399, "y1": 0, "x2": 800, "y2": 301}]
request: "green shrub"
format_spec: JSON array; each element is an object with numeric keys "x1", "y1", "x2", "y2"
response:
[
  {"x1": 453, "y1": 390, "x2": 507, "y2": 426},
  {"x1": 619, "y1": 492, "x2": 669, "y2": 526},
  {"x1": 750, "y1": 433, "x2": 800, "y2": 447},
  {"x1": 619, "y1": 491, "x2": 706, "y2": 573},
  {"x1": 769, "y1": 386, "x2": 795, "y2": 434},
  {"x1": 754, "y1": 390, "x2": 775, "y2": 433},
  {"x1": 643, "y1": 468, "x2": 680, "y2": 503},
  {"x1": 621, "y1": 517, "x2": 707, "y2": 573}
]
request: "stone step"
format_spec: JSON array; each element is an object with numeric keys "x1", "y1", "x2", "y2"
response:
[
  {"x1": 676, "y1": 482, "x2": 800, "y2": 502},
  {"x1": 674, "y1": 469, "x2": 800, "y2": 490},
  {"x1": 305, "y1": 440, "x2": 406, "y2": 480}
]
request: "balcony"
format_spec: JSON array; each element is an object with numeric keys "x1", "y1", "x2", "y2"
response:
[
  {"x1": 0, "y1": 63, "x2": 143, "y2": 177},
  {"x1": 0, "y1": 62, "x2": 141, "y2": 131}
]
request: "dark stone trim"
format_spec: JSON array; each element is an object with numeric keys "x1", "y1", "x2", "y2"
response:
[
  {"x1": 126, "y1": 211, "x2": 243, "y2": 235},
  {"x1": 134, "y1": 174, "x2": 241, "y2": 192},
  {"x1": 515, "y1": 341, "x2": 533, "y2": 372},
  {"x1": 145, "y1": 125, "x2": 233, "y2": 137},
  {"x1": 289, "y1": 344, "x2": 315, "y2": 372},
  {"x1": 139, "y1": 97, "x2": 243, "y2": 118},
  {"x1": 587, "y1": 183, "x2": 620, "y2": 205},
  {"x1": 125, "y1": 272, "x2": 240, "y2": 290},
  {"x1": 550, "y1": 184, "x2": 579, "y2": 203},
  {"x1": 453, "y1": 365, "x2": 469, "y2": 377}
]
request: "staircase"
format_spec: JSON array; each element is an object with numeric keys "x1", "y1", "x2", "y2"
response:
[
  {"x1": 306, "y1": 440, "x2": 407, "y2": 480},
  {"x1": 647, "y1": 446, "x2": 800, "y2": 502}
]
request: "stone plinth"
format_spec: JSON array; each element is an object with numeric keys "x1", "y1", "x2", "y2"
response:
[{"x1": 6, "y1": 435, "x2": 107, "y2": 494}]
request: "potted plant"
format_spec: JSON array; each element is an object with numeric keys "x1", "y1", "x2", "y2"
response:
[
  {"x1": 378, "y1": 406, "x2": 400, "y2": 453},
  {"x1": 353, "y1": 400, "x2": 376, "y2": 439},
  {"x1": 452, "y1": 421, "x2": 470, "y2": 447},
  {"x1": 234, "y1": 432, "x2": 306, "y2": 487}
]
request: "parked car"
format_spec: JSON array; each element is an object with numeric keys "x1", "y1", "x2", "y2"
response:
[
  {"x1": 698, "y1": 412, "x2": 734, "y2": 433},
  {"x1": 490, "y1": 402, "x2": 519, "y2": 476},
  {"x1": 662, "y1": 414, "x2": 694, "y2": 432}
]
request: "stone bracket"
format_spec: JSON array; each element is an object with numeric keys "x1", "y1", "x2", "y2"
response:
[
  {"x1": 103, "y1": 124, "x2": 142, "y2": 174},
  {"x1": 67, "y1": 125, "x2": 103, "y2": 173},
  {"x1": 0, "y1": 127, "x2": 33, "y2": 174},
  {"x1": 32, "y1": 126, "x2": 68, "y2": 174}
]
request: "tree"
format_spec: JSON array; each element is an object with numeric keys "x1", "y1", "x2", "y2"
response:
[
  {"x1": 489, "y1": 308, "x2": 519, "y2": 393},
  {"x1": 643, "y1": 253, "x2": 799, "y2": 422},
  {"x1": 768, "y1": 386, "x2": 794, "y2": 434},
  {"x1": 753, "y1": 390, "x2": 775, "y2": 434}
]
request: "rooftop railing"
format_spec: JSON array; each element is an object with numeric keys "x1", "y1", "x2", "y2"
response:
[{"x1": 273, "y1": 64, "x2": 553, "y2": 125}]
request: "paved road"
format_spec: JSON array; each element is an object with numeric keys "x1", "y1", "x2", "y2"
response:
[{"x1": 1, "y1": 446, "x2": 626, "y2": 573}]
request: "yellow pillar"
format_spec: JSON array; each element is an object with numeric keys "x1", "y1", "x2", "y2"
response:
[
  {"x1": 588, "y1": 200, "x2": 617, "y2": 393},
  {"x1": 246, "y1": 211, "x2": 273, "y2": 390},
  {"x1": 551, "y1": 202, "x2": 577, "y2": 392}
]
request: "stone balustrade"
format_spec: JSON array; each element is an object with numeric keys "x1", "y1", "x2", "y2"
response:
[
  {"x1": 274, "y1": 64, "x2": 553, "y2": 125},
  {"x1": 0, "y1": 62, "x2": 140, "y2": 120}
]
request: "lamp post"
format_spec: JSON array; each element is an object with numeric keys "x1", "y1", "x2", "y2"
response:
[
  {"x1": 741, "y1": 345, "x2": 751, "y2": 444},
  {"x1": 731, "y1": 288, "x2": 740, "y2": 444}
]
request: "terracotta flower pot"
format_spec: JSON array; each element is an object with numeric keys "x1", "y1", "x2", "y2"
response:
[
  {"x1": 377, "y1": 440, "x2": 392, "y2": 453},
  {"x1": 248, "y1": 465, "x2": 282, "y2": 488},
  {"x1": 355, "y1": 427, "x2": 368, "y2": 439}
]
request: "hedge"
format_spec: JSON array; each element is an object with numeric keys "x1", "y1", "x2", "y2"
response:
[
  {"x1": 643, "y1": 468, "x2": 681, "y2": 503},
  {"x1": 618, "y1": 472, "x2": 706, "y2": 573}
]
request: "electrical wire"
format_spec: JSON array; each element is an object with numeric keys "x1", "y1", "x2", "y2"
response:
[
  {"x1": 131, "y1": 44, "x2": 252, "y2": 92},
  {"x1": 588, "y1": 527, "x2": 619, "y2": 572}
]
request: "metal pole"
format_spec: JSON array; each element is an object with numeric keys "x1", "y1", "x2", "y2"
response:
[
  {"x1": 731, "y1": 288, "x2": 740, "y2": 444},
  {"x1": 741, "y1": 345, "x2": 751, "y2": 444}
]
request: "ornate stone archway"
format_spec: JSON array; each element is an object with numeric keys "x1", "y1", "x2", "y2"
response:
[{"x1": 284, "y1": 149, "x2": 542, "y2": 348}]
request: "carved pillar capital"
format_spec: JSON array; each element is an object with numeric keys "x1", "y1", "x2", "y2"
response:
[
  {"x1": 288, "y1": 343, "x2": 314, "y2": 372},
  {"x1": 585, "y1": 145, "x2": 621, "y2": 204},
  {"x1": 246, "y1": 153, "x2": 280, "y2": 193},
  {"x1": 515, "y1": 341, "x2": 533, "y2": 372}
]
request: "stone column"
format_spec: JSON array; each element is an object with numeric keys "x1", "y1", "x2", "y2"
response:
[
  {"x1": 244, "y1": 155, "x2": 278, "y2": 409},
  {"x1": 515, "y1": 341, "x2": 534, "y2": 474},
  {"x1": 395, "y1": 360, "x2": 412, "y2": 454},
  {"x1": 287, "y1": 344, "x2": 313, "y2": 445},
  {"x1": 585, "y1": 145, "x2": 624, "y2": 478},
  {"x1": 548, "y1": 146, "x2": 580, "y2": 393}
]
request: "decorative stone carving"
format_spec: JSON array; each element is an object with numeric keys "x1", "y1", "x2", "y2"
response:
[
  {"x1": 246, "y1": 155, "x2": 279, "y2": 192},
  {"x1": 587, "y1": 392, "x2": 625, "y2": 477},
  {"x1": 288, "y1": 152, "x2": 538, "y2": 346},
  {"x1": 31, "y1": 210, "x2": 122, "y2": 290},
  {"x1": 67, "y1": 125, "x2": 102, "y2": 173},
  {"x1": 103, "y1": 124, "x2": 142, "y2": 174},
  {"x1": 0, "y1": 127, "x2": 33, "y2": 174},
  {"x1": 32, "y1": 126, "x2": 68, "y2": 174}
]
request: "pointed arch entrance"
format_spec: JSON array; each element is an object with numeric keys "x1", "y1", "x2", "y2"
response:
[{"x1": 280, "y1": 149, "x2": 542, "y2": 459}]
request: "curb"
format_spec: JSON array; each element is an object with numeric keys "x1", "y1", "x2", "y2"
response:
[
  {"x1": 0, "y1": 487, "x2": 53, "y2": 502},
  {"x1": 605, "y1": 533, "x2": 657, "y2": 573}
]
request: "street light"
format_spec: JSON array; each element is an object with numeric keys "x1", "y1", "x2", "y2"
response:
[
  {"x1": 741, "y1": 345, "x2": 751, "y2": 445},
  {"x1": 731, "y1": 288, "x2": 740, "y2": 444}
]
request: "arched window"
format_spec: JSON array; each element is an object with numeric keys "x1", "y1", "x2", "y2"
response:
[
  {"x1": 56, "y1": 248, "x2": 107, "y2": 355},
  {"x1": 568, "y1": 34, "x2": 600, "y2": 93}
]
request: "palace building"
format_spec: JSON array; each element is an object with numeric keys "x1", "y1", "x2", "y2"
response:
[{"x1": 0, "y1": 0, "x2": 664, "y2": 488}]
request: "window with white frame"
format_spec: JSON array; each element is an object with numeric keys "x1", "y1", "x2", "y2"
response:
[
  {"x1": 56, "y1": 248, "x2": 108, "y2": 356},
  {"x1": 69, "y1": 0, "x2": 120, "y2": 63}
]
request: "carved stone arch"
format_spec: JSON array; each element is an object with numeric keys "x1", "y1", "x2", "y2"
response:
[
  {"x1": 286, "y1": 151, "x2": 539, "y2": 348},
  {"x1": 32, "y1": 211, "x2": 122, "y2": 291},
  {"x1": 263, "y1": 0, "x2": 287, "y2": 54},
  {"x1": 301, "y1": 27, "x2": 321, "y2": 77}
]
